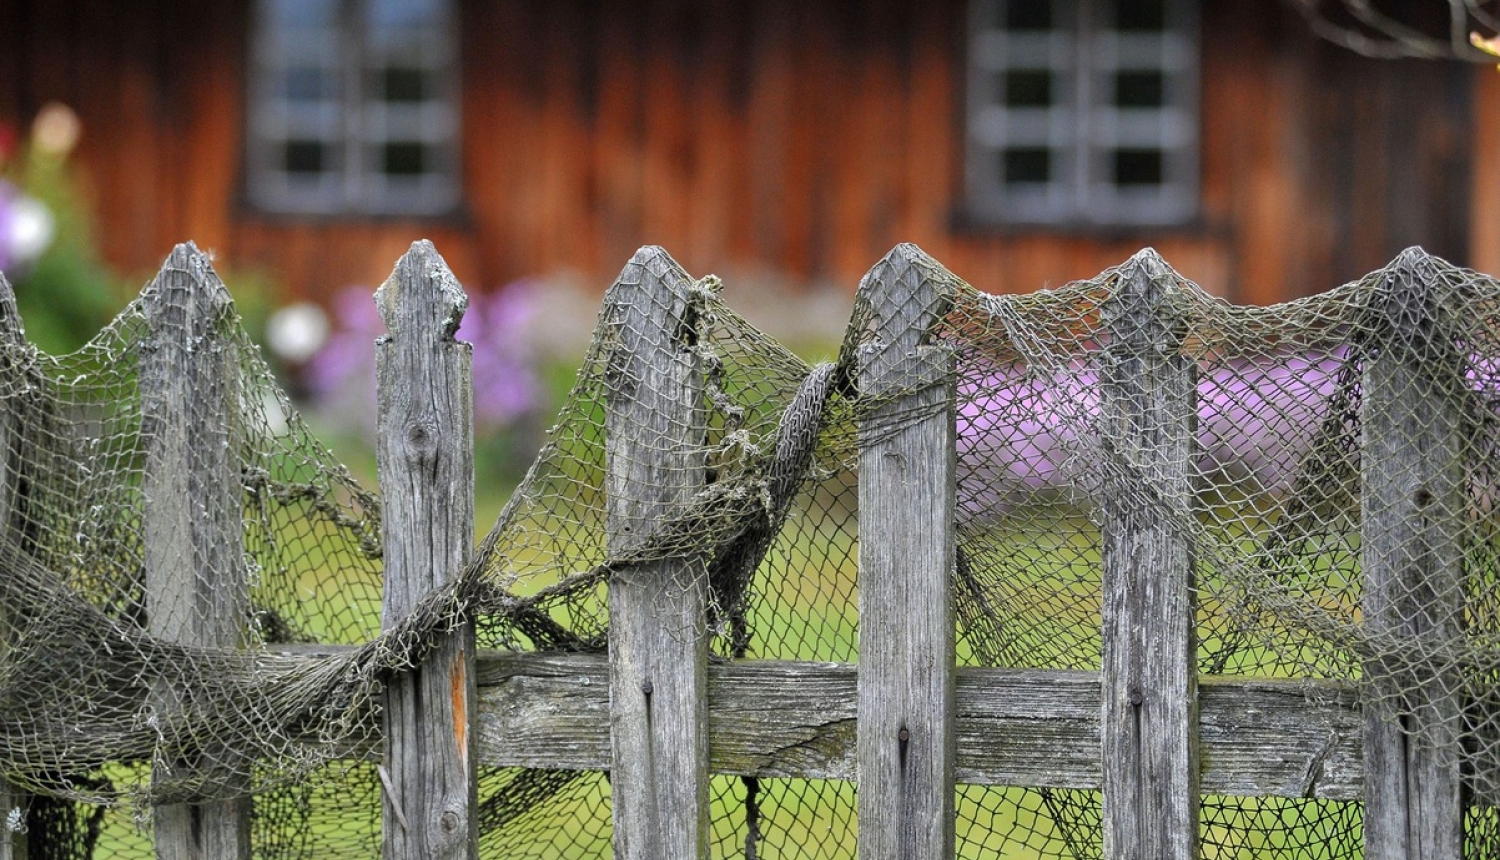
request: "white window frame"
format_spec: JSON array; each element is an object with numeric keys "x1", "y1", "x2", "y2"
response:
[
  {"x1": 246, "y1": 0, "x2": 461, "y2": 217},
  {"x1": 966, "y1": 0, "x2": 1200, "y2": 227}
]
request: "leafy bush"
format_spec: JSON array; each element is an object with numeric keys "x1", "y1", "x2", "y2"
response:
[{"x1": 0, "y1": 103, "x2": 120, "y2": 354}]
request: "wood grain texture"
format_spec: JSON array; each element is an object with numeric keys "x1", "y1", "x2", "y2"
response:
[
  {"x1": 1359, "y1": 248, "x2": 1465, "y2": 860},
  {"x1": 603, "y1": 246, "x2": 709, "y2": 860},
  {"x1": 1, "y1": 2, "x2": 1479, "y2": 306},
  {"x1": 855, "y1": 244, "x2": 957, "y2": 860},
  {"x1": 140, "y1": 243, "x2": 251, "y2": 860},
  {"x1": 1098, "y1": 249, "x2": 1199, "y2": 860},
  {"x1": 376, "y1": 241, "x2": 477, "y2": 860},
  {"x1": 472, "y1": 652, "x2": 1368, "y2": 799}
]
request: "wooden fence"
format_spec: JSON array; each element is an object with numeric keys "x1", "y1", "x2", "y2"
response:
[
  {"x1": 471, "y1": 244, "x2": 1473, "y2": 860},
  {"x1": 474, "y1": 243, "x2": 1373, "y2": 860},
  {"x1": 14, "y1": 240, "x2": 1482, "y2": 859}
]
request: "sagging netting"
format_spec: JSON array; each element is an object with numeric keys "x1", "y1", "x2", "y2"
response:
[{"x1": 0, "y1": 242, "x2": 1494, "y2": 858}]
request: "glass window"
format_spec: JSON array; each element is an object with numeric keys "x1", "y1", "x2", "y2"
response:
[
  {"x1": 966, "y1": 0, "x2": 1199, "y2": 226},
  {"x1": 247, "y1": 0, "x2": 459, "y2": 216}
]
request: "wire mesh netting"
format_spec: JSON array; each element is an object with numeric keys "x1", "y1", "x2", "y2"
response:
[{"x1": 0, "y1": 240, "x2": 1493, "y2": 857}]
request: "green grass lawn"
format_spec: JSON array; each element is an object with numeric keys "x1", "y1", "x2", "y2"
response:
[{"x1": 74, "y1": 459, "x2": 1381, "y2": 859}]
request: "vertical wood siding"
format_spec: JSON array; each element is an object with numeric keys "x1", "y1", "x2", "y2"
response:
[{"x1": 0, "y1": 0, "x2": 1477, "y2": 303}]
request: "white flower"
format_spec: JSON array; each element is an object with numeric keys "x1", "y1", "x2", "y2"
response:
[
  {"x1": 267, "y1": 302, "x2": 330, "y2": 363},
  {"x1": 31, "y1": 102, "x2": 80, "y2": 157},
  {"x1": 4, "y1": 194, "x2": 54, "y2": 265}
]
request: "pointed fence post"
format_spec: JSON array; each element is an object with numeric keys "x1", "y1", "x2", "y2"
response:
[
  {"x1": 1360, "y1": 248, "x2": 1465, "y2": 860},
  {"x1": 141, "y1": 243, "x2": 251, "y2": 860},
  {"x1": 855, "y1": 244, "x2": 957, "y2": 860},
  {"x1": 375, "y1": 242, "x2": 477, "y2": 859},
  {"x1": 1098, "y1": 249, "x2": 1199, "y2": 860},
  {"x1": 0, "y1": 274, "x2": 29, "y2": 860},
  {"x1": 604, "y1": 247, "x2": 710, "y2": 859}
]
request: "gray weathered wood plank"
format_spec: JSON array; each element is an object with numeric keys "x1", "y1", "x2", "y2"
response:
[
  {"x1": 376, "y1": 241, "x2": 477, "y2": 860},
  {"x1": 855, "y1": 244, "x2": 957, "y2": 860},
  {"x1": 471, "y1": 651, "x2": 1367, "y2": 799},
  {"x1": 141, "y1": 243, "x2": 251, "y2": 860},
  {"x1": 603, "y1": 247, "x2": 709, "y2": 859},
  {"x1": 1360, "y1": 248, "x2": 1466, "y2": 860},
  {"x1": 1098, "y1": 249, "x2": 1199, "y2": 860}
]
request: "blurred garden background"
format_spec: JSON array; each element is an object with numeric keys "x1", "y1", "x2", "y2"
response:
[
  {"x1": 1, "y1": 0, "x2": 1498, "y2": 523},
  {"x1": 0, "y1": 96, "x2": 855, "y2": 523}
]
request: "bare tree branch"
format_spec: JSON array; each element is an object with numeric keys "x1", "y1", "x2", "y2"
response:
[
  {"x1": 1284, "y1": 0, "x2": 1500, "y2": 62},
  {"x1": 1466, "y1": 0, "x2": 1500, "y2": 38}
]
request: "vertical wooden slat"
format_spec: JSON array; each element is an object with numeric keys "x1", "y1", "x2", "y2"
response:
[
  {"x1": 376, "y1": 241, "x2": 477, "y2": 860},
  {"x1": 1360, "y1": 247, "x2": 1465, "y2": 860},
  {"x1": 0, "y1": 274, "x2": 28, "y2": 860},
  {"x1": 605, "y1": 246, "x2": 709, "y2": 860},
  {"x1": 1098, "y1": 248, "x2": 1199, "y2": 860},
  {"x1": 141, "y1": 243, "x2": 250, "y2": 860},
  {"x1": 855, "y1": 243, "x2": 956, "y2": 860}
]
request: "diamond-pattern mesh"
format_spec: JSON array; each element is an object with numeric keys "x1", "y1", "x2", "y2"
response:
[{"x1": 0, "y1": 241, "x2": 1494, "y2": 856}]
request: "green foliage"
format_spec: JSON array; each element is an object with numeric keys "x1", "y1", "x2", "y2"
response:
[
  {"x1": 5, "y1": 146, "x2": 121, "y2": 354},
  {"x1": 2, "y1": 108, "x2": 279, "y2": 358}
]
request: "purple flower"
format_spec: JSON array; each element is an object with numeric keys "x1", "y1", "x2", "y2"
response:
[
  {"x1": 305, "y1": 287, "x2": 382, "y2": 399},
  {"x1": 454, "y1": 280, "x2": 540, "y2": 427},
  {"x1": 957, "y1": 349, "x2": 1350, "y2": 512}
]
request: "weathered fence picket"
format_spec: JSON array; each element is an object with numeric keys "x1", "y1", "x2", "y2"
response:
[
  {"x1": 603, "y1": 247, "x2": 711, "y2": 859},
  {"x1": 1098, "y1": 249, "x2": 1200, "y2": 859},
  {"x1": 375, "y1": 242, "x2": 477, "y2": 859},
  {"x1": 141, "y1": 243, "x2": 251, "y2": 860},
  {"x1": 1360, "y1": 248, "x2": 1466, "y2": 859},
  {"x1": 855, "y1": 244, "x2": 957, "y2": 860},
  {"x1": 3, "y1": 238, "x2": 1495, "y2": 858},
  {"x1": 448, "y1": 242, "x2": 1492, "y2": 857}
]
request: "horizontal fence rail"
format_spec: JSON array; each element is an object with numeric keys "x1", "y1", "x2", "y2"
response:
[
  {"x1": 260, "y1": 645, "x2": 1366, "y2": 799},
  {"x1": 0, "y1": 240, "x2": 1495, "y2": 860}
]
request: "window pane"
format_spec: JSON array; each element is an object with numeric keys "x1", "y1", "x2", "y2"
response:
[
  {"x1": 1005, "y1": 70, "x2": 1053, "y2": 108},
  {"x1": 284, "y1": 66, "x2": 335, "y2": 102},
  {"x1": 1003, "y1": 148, "x2": 1052, "y2": 184},
  {"x1": 1114, "y1": 71, "x2": 1164, "y2": 108},
  {"x1": 284, "y1": 140, "x2": 330, "y2": 174},
  {"x1": 367, "y1": 0, "x2": 445, "y2": 58},
  {"x1": 265, "y1": 0, "x2": 337, "y2": 28},
  {"x1": 1113, "y1": 148, "x2": 1164, "y2": 186},
  {"x1": 965, "y1": 0, "x2": 1196, "y2": 225},
  {"x1": 369, "y1": 0, "x2": 442, "y2": 32},
  {"x1": 250, "y1": 0, "x2": 458, "y2": 214},
  {"x1": 1003, "y1": 1, "x2": 1053, "y2": 30},
  {"x1": 380, "y1": 67, "x2": 428, "y2": 102},
  {"x1": 1113, "y1": 0, "x2": 1166, "y2": 31},
  {"x1": 382, "y1": 142, "x2": 427, "y2": 176}
]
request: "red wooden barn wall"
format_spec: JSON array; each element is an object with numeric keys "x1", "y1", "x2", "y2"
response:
[{"x1": 0, "y1": 0, "x2": 1480, "y2": 305}]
